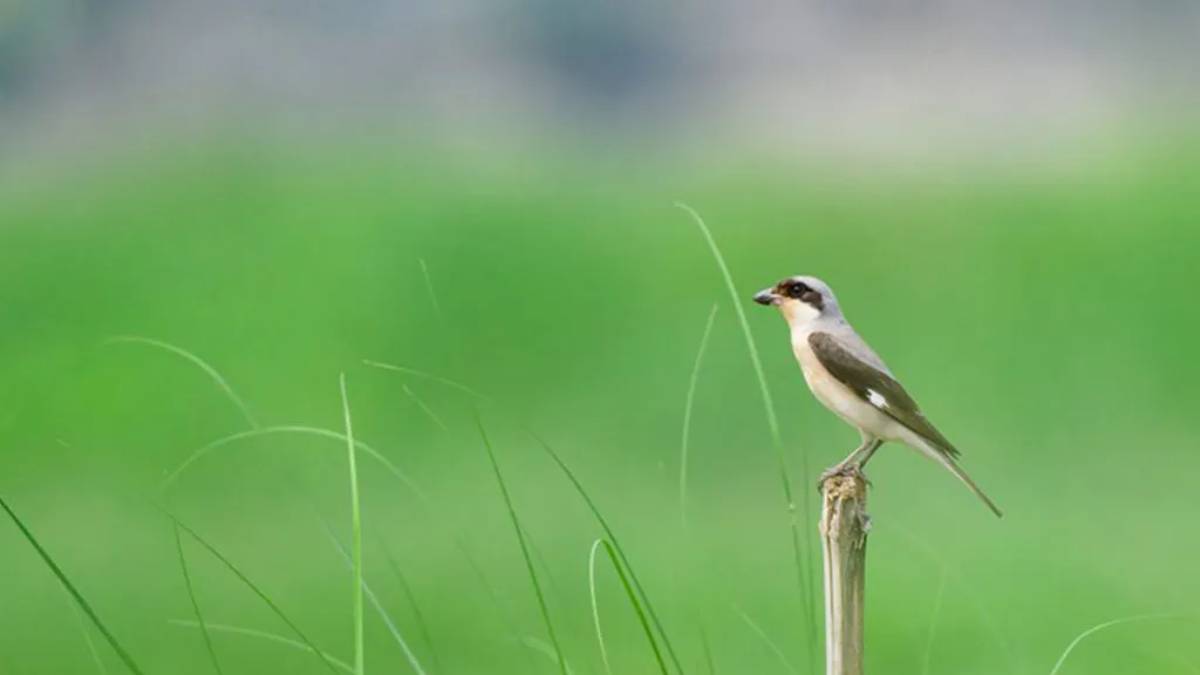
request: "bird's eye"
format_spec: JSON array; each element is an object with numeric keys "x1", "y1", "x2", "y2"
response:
[{"x1": 788, "y1": 282, "x2": 809, "y2": 298}]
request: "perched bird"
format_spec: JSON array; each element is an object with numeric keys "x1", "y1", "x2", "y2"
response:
[{"x1": 753, "y1": 276, "x2": 1002, "y2": 517}]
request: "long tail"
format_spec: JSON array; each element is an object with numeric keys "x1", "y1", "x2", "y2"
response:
[{"x1": 918, "y1": 441, "x2": 1003, "y2": 518}]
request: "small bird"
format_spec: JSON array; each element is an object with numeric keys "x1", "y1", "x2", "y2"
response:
[{"x1": 754, "y1": 276, "x2": 1002, "y2": 517}]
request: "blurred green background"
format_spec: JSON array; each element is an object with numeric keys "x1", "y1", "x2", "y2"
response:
[{"x1": 3, "y1": 2, "x2": 1200, "y2": 674}]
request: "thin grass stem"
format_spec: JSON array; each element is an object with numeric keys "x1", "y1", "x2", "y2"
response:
[
  {"x1": 1049, "y1": 614, "x2": 1187, "y2": 675},
  {"x1": 920, "y1": 570, "x2": 947, "y2": 675},
  {"x1": 160, "y1": 426, "x2": 417, "y2": 494},
  {"x1": 339, "y1": 374, "x2": 366, "y2": 675},
  {"x1": 172, "y1": 522, "x2": 224, "y2": 675},
  {"x1": 587, "y1": 540, "x2": 613, "y2": 675},
  {"x1": 376, "y1": 534, "x2": 443, "y2": 675},
  {"x1": 603, "y1": 540, "x2": 669, "y2": 675},
  {"x1": 362, "y1": 361, "x2": 491, "y2": 402},
  {"x1": 168, "y1": 515, "x2": 338, "y2": 674},
  {"x1": 675, "y1": 202, "x2": 816, "y2": 659},
  {"x1": 529, "y1": 433, "x2": 684, "y2": 675},
  {"x1": 325, "y1": 528, "x2": 428, "y2": 675},
  {"x1": 401, "y1": 385, "x2": 450, "y2": 431},
  {"x1": 680, "y1": 304, "x2": 718, "y2": 528},
  {"x1": 169, "y1": 620, "x2": 356, "y2": 675},
  {"x1": 477, "y1": 418, "x2": 568, "y2": 675},
  {"x1": 733, "y1": 606, "x2": 799, "y2": 675},
  {"x1": 0, "y1": 496, "x2": 146, "y2": 675},
  {"x1": 66, "y1": 587, "x2": 111, "y2": 675},
  {"x1": 106, "y1": 336, "x2": 258, "y2": 429},
  {"x1": 522, "y1": 636, "x2": 577, "y2": 675}
]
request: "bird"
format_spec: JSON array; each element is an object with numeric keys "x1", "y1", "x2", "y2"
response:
[{"x1": 753, "y1": 275, "x2": 1002, "y2": 517}]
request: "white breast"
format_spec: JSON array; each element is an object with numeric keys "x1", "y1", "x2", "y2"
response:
[{"x1": 791, "y1": 331, "x2": 905, "y2": 441}]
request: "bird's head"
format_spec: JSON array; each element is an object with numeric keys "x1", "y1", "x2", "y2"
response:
[{"x1": 753, "y1": 275, "x2": 841, "y2": 327}]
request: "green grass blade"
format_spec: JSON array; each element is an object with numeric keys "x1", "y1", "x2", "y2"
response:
[
  {"x1": 587, "y1": 540, "x2": 613, "y2": 675},
  {"x1": 172, "y1": 523, "x2": 225, "y2": 675},
  {"x1": 528, "y1": 433, "x2": 684, "y2": 675},
  {"x1": 377, "y1": 534, "x2": 443, "y2": 675},
  {"x1": 522, "y1": 636, "x2": 577, "y2": 675},
  {"x1": 0, "y1": 495, "x2": 146, "y2": 675},
  {"x1": 68, "y1": 598, "x2": 111, "y2": 675},
  {"x1": 339, "y1": 374, "x2": 366, "y2": 675},
  {"x1": 920, "y1": 570, "x2": 947, "y2": 675},
  {"x1": 476, "y1": 417, "x2": 568, "y2": 675},
  {"x1": 680, "y1": 303, "x2": 718, "y2": 528},
  {"x1": 733, "y1": 606, "x2": 799, "y2": 675},
  {"x1": 362, "y1": 361, "x2": 492, "y2": 402},
  {"x1": 602, "y1": 540, "x2": 669, "y2": 675},
  {"x1": 160, "y1": 425, "x2": 419, "y2": 495},
  {"x1": 106, "y1": 336, "x2": 258, "y2": 429},
  {"x1": 675, "y1": 202, "x2": 817, "y2": 657},
  {"x1": 169, "y1": 620, "x2": 356, "y2": 675},
  {"x1": 168, "y1": 516, "x2": 339, "y2": 674},
  {"x1": 1049, "y1": 614, "x2": 1187, "y2": 675},
  {"x1": 890, "y1": 526, "x2": 1020, "y2": 674},
  {"x1": 324, "y1": 528, "x2": 428, "y2": 675},
  {"x1": 418, "y1": 258, "x2": 444, "y2": 320},
  {"x1": 369, "y1": 366, "x2": 677, "y2": 672},
  {"x1": 401, "y1": 385, "x2": 449, "y2": 432}
]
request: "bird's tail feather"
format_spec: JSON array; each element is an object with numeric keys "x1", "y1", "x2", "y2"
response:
[{"x1": 919, "y1": 441, "x2": 1003, "y2": 518}]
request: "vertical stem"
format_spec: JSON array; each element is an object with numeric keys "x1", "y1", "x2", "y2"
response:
[{"x1": 821, "y1": 470, "x2": 869, "y2": 675}]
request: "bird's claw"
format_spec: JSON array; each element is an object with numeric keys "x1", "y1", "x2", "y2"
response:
[{"x1": 818, "y1": 463, "x2": 869, "y2": 490}]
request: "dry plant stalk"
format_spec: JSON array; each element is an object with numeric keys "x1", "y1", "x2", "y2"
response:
[{"x1": 820, "y1": 469, "x2": 869, "y2": 675}]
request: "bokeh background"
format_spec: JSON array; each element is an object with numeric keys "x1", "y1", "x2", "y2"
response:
[{"x1": 2, "y1": 1, "x2": 1199, "y2": 674}]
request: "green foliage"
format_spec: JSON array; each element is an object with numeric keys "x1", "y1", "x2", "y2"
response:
[{"x1": 1, "y1": 135, "x2": 1198, "y2": 673}]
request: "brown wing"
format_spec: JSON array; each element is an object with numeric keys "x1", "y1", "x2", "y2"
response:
[{"x1": 808, "y1": 332, "x2": 959, "y2": 458}]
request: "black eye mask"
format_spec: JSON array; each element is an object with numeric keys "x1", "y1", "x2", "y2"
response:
[{"x1": 782, "y1": 281, "x2": 824, "y2": 310}]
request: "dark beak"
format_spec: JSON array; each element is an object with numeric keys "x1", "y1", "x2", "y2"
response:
[{"x1": 753, "y1": 288, "x2": 777, "y2": 306}]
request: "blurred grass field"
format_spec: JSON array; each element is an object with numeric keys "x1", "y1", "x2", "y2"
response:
[{"x1": 1, "y1": 131, "x2": 1198, "y2": 675}]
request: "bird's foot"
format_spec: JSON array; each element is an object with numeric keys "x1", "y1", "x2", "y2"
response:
[{"x1": 818, "y1": 463, "x2": 868, "y2": 490}]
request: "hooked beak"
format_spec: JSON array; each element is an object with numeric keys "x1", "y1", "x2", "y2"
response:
[{"x1": 753, "y1": 288, "x2": 779, "y2": 306}]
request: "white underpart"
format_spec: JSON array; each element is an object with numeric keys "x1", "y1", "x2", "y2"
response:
[
  {"x1": 791, "y1": 334, "x2": 907, "y2": 443},
  {"x1": 779, "y1": 298, "x2": 821, "y2": 326}
]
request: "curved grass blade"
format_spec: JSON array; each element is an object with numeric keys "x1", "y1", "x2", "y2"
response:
[
  {"x1": 167, "y1": 421, "x2": 525, "y2": 670},
  {"x1": 401, "y1": 385, "x2": 449, "y2": 432},
  {"x1": 529, "y1": 433, "x2": 684, "y2": 675},
  {"x1": 675, "y1": 202, "x2": 816, "y2": 658},
  {"x1": 0, "y1": 496, "x2": 146, "y2": 675},
  {"x1": 603, "y1": 540, "x2": 669, "y2": 675},
  {"x1": 587, "y1": 540, "x2": 613, "y2": 675},
  {"x1": 377, "y1": 534, "x2": 442, "y2": 675},
  {"x1": 477, "y1": 418, "x2": 568, "y2": 675},
  {"x1": 363, "y1": 361, "x2": 491, "y2": 402},
  {"x1": 339, "y1": 374, "x2": 366, "y2": 675},
  {"x1": 106, "y1": 336, "x2": 258, "y2": 429},
  {"x1": 169, "y1": 621, "x2": 356, "y2": 675},
  {"x1": 680, "y1": 303, "x2": 718, "y2": 527},
  {"x1": 172, "y1": 523, "x2": 224, "y2": 675},
  {"x1": 160, "y1": 426, "x2": 419, "y2": 494},
  {"x1": 889, "y1": 526, "x2": 1020, "y2": 673},
  {"x1": 522, "y1": 636, "x2": 577, "y2": 675},
  {"x1": 368, "y1": 366, "x2": 677, "y2": 672},
  {"x1": 168, "y1": 516, "x2": 338, "y2": 674},
  {"x1": 325, "y1": 529, "x2": 428, "y2": 675},
  {"x1": 1049, "y1": 614, "x2": 1188, "y2": 675},
  {"x1": 733, "y1": 606, "x2": 799, "y2": 675}
]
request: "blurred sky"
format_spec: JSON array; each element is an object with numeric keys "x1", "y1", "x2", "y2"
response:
[{"x1": 2, "y1": 0, "x2": 1199, "y2": 166}]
